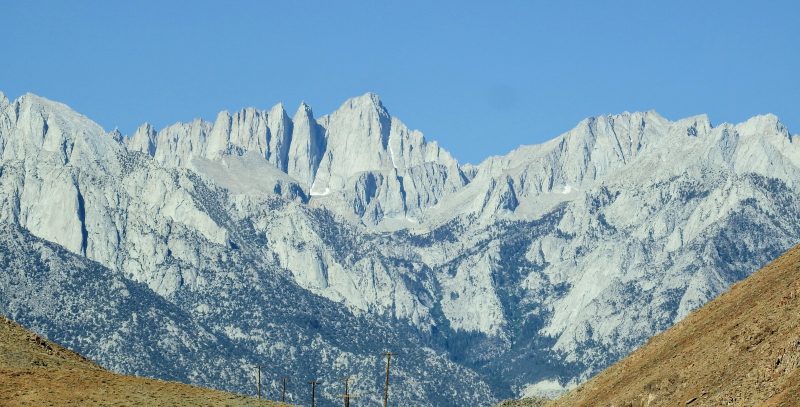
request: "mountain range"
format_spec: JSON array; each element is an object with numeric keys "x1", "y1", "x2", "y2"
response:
[{"x1": 1, "y1": 90, "x2": 799, "y2": 405}]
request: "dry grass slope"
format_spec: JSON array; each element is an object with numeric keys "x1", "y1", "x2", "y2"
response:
[
  {"x1": 0, "y1": 315, "x2": 288, "y2": 407},
  {"x1": 544, "y1": 244, "x2": 800, "y2": 407}
]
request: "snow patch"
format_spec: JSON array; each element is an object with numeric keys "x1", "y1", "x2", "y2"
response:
[
  {"x1": 309, "y1": 179, "x2": 331, "y2": 196},
  {"x1": 310, "y1": 187, "x2": 331, "y2": 196},
  {"x1": 388, "y1": 144, "x2": 398, "y2": 169}
]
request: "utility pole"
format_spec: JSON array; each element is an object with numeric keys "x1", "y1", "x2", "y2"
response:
[
  {"x1": 342, "y1": 376, "x2": 351, "y2": 407},
  {"x1": 256, "y1": 365, "x2": 261, "y2": 399},
  {"x1": 382, "y1": 352, "x2": 395, "y2": 407},
  {"x1": 281, "y1": 376, "x2": 288, "y2": 402},
  {"x1": 308, "y1": 380, "x2": 320, "y2": 407},
  {"x1": 338, "y1": 375, "x2": 361, "y2": 407}
]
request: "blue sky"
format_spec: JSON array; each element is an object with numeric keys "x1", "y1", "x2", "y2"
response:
[{"x1": 1, "y1": 1, "x2": 798, "y2": 163}]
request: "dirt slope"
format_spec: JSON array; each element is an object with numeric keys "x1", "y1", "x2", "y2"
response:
[
  {"x1": 0, "y1": 315, "x2": 287, "y2": 406},
  {"x1": 546, "y1": 244, "x2": 800, "y2": 406}
]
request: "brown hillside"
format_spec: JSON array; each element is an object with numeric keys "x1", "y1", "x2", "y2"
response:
[
  {"x1": 546, "y1": 244, "x2": 800, "y2": 407},
  {"x1": 0, "y1": 315, "x2": 287, "y2": 407}
]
